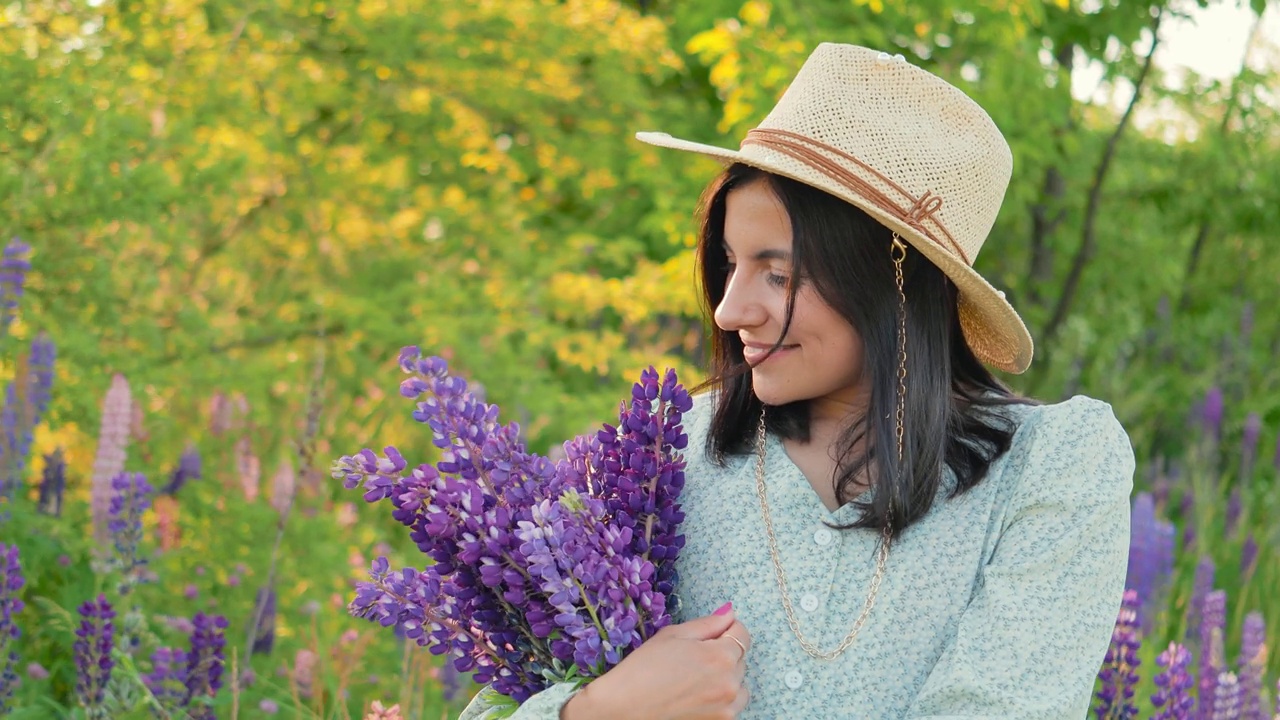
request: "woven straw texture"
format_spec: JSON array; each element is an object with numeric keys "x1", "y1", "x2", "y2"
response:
[{"x1": 636, "y1": 42, "x2": 1035, "y2": 373}]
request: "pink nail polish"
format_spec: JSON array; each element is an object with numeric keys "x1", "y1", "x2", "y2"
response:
[{"x1": 713, "y1": 601, "x2": 733, "y2": 616}]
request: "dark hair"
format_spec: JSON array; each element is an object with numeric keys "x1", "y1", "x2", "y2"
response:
[{"x1": 691, "y1": 162, "x2": 1035, "y2": 537}]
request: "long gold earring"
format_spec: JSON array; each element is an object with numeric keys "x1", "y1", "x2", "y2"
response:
[{"x1": 889, "y1": 233, "x2": 908, "y2": 535}]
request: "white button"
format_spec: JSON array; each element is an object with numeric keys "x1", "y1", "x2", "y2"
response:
[
  {"x1": 800, "y1": 593, "x2": 819, "y2": 612},
  {"x1": 996, "y1": 290, "x2": 1006, "y2": 299},
  {"x1": 785, "y1": 669, "x2": 804, "y2": 689},
  {"x1": 876, "y1": 52, "x2": 892, "y2": 62},
  {"x1": 813, "y1": 528, "x2": 834, "y2": 546},
  {"x1": 893, "y1": 53, "x2": 906, "y2": 62}
]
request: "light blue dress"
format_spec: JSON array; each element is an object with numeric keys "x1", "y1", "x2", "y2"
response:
[{"x1": 460, "y1": 392, "x2": 1134, "y2": 719}]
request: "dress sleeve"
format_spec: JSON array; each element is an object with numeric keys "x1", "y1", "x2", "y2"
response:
[
  {"x1": 905, "y1": 397, "x2": 1135, "y2": 720},
  {"x1": 457, "y1": 682, "x2": 583, "y2": 720}
]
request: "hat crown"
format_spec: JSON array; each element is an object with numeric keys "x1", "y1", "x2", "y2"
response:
[{"x1": 748, "y1": 43, "x2": 1013, "y2": 266}]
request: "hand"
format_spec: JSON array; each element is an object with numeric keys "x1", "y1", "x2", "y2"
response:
[{"x1": 562, "y1": 603, "x2": 751, "y2": 720}]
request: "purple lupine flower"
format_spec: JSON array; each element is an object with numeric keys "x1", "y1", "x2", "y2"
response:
[
  {"x1": 106, "y1": 472, "x2": 155, "y2": 589},
  {"x1": 0, "y1": 333, "x2": 57, "y2": 502},
  {"x1": 0, "y1": 239, "x2": 31, "y2": 337},
  {"x1": 1185, "y1": 557, "x2": 1215, "y2": 646},
  {"x1": 90, "y1": 375, "x2": 132, "y2": 545},
  {"x1": 37, "y1": 448, "x2": 66, "y2": 516},
  {"x1": 28, "y1": 333, "x2": 53, "y2": 418},
  {"x1": 1236, "y1": 612, "x2": 1265, "y2": 720},
  {"x1": 339, "y1": 351, "x2": 692, "y2": 704},
  {"x1": 1210, "y1": 671, "x2": 1241, "y2": 720},
  {"x1": 1152, "y1": 642, "x2": 1196, "y2": 720},
  {"x1": 250, "y1": 587, "x2": 276, "y2": 655},
  {"x1": 1198, "y1": 590, "x2": 1228, "y2": 716},
  {"x1": 25, "y1": 662, "x2": 47, "y2": 681},
  {"x1": 1239, "y1": 302, "x2": 1254, "y2": 343},
  {"x1": 1240, "y1": 535, "x2": 1258, "y2": 580},
  {"x1": 1240, "y1": 413, "x2": 1261, "y2": 486},
  {"x1": 1200, "y1": 387, "x2": 1224, "y2": 442},
  {"x1": 1225, "y1": 488, "x2": 1242, "y2": 537},
  {"x1": 441, "y1": 659, "x2": 465, "y2": 702},
  {"x1": 1095, "y1": 589, "x2": 1141, "y2": 719},
  {"x1": 183, "y1": 612, "x2": 229, "y2": 719},
  {"x1": 73, "y1": 594, "x2": 116, "y2": 717},
  {"x1": 162, "y1": 445, "x2": 202, "y2": 495},
  {"x1": 141, "y1": 646, "x2": 189, "y2": 713},
  {"x1": 0, "y1": 544, "x2": 24, "y2": 715},
  {"x1": 1127, "y1": 493, "x2": 1175, "y2": 629}
]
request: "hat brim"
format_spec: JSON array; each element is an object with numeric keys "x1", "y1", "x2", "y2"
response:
[{"x1": 635, "y1": 131, "x2": 1034, "y2": 374}]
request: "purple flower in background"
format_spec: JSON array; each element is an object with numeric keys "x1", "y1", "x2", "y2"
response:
[
  {"x1": 73, "y1": 594, "x2": 116, "y2": 718},
  {"x1": 1236, "y1": 612, "x2": 1265, "y2": 720},
  {"x1": 1200, "y1": 387, "x2": 1224, "y2": 442},
  {"x1": 251, "y1": 587, "x2": 276, "y2": 655},
  {"x1": 1198, "y1": 590, "x2": 1228, "y2": 716},
  {"x1": 0, "y1": 239, "x2": 31, "y2": 337},
  {"x1": 183, "y1": 612, "x2": 228, "y2": 719},
  {"x1": 441, "y1": 660, "x2": 465, "y2": 702},
  {"x1": 1240, "y1": 413, "x2": 1261, "y2": 485},
  {"x1": 142, "y1": 646, "x2": 190, "y2": 713},
  {"x1": 37, "y1": 448, "x2": 66, "y2": 517},
  {"x1": 1225, "y1": 489, "x2": 1241, "y2": 537},
  {"x1": 1185, "y1": 558, "x2": 1215, "y2": 647},
  {"x1": 162, "y1": 445, "x2": 202, "y2": 495},
  {"x1": 1240, "y1": 535, "x2": 1258, "y2": 580},
  {"x1": 0, "y1": 544, "x2": 25, "y2": 715},
  {"x1": 1209, "y1": 671, "x2": 1241, "y2": 720},
  {"x1": 338, "y1": 351, "x2": 692, "y2": 704},
  {"x1": 1152, "y1": 642, "x2": 1195, "y2": 720},
  {"x1": 1094, "y1": 589, "x2": 1141, "y2": 719},
  {"x1": 107, "y1": 472, "x2": 155, "y2": 588},
  {"x1": 91, "y1": 375, "x2": 132, "y2": 545},
  {"x1": 25, "y1": 662, "x2": 47, "y2": 681},
  {"x1": 1126, "y1": 493, "x2": 1175, "y2": 629}
]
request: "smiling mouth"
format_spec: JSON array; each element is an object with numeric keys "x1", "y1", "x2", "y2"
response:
[{"x1": 743, "y1": 344, "x2": 799, "y2": 366}]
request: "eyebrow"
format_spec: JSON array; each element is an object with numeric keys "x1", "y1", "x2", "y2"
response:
[{"x1": 721, "y1": 241, "x2": 791, "y2": 262}]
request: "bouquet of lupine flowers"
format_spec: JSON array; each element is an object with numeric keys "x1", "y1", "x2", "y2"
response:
[{"x1": 334, "y1": 348, "x2": 693, "y2": 710}]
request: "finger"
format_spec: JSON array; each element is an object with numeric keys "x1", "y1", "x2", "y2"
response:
[
  {"x1": 730, "y1": 685, "x2": 751, "y2": 715},
  {"x1": 717, "y1": 634, "x2": 747, "y2": 663},
  {"x1": 724, "y1": 619, "x2": 752, "y2": 653},
  {"x1": 667, "y1": 604, "x2": 736, "y2": 640}
]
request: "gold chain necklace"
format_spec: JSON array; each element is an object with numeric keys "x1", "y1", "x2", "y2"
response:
[{"x1": 752, "y1": 413, "x2": 891, "y2": 661}]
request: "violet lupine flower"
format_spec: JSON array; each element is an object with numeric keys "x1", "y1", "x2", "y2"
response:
[
  {"x1": 338, "y1": 351, "x2": 691, "y2": 704},
  {"x1": 1210, "y1": 671, "x2": 1241, "y2": 720},
  {"x1": 1152, "y1": 642, "x2": 1196, "y2": 720},
  {"x1": 0, "y1": 239, "x2": 31, "y2": 337},
  {"x1": 90, "y1": 375, "x2": 132, "y2": 545},
  {"x1": 0, "y1": 333, "x2": 57, "y2": 502},
  {"x1": 1198, "y1": 590, "x2": 1229, "y2": 715},
  {"x1": 1240, "y1": 535, "x2": 1258, "y2": 580},
  {"x1": 73, "y1": 594, "x2": 116, "y2": 718},
  {"x1": 141, "y1": 646, "x2": 189, "y2": 713},
  {"x1": 37, "y1": 448, "x2": 66, "y2": 516},
  {"x1": 1127, "y1": 493, "x2": 1175, "y2": 629},
  {"x1": 162, "y1": 445, "x2": 202, "y2": 495},
  {"x1": 183, "y1": 612, "x2": 228, "y2": 719},
  {"x1": 1236, "y1": 612, "x2": 1266, "y2": 720},
  {"x1": 1095, "y1": 589, "x2": 1141, "y2": 719},
  {"x1": 1225, "y1": 488, "x2": 1242, "y2": 537},
  {"x1": 1201, "y1": 387, "x2": 1224, "y2": 442},
  {"x1": 1240, "y1": 413, "x2": 1261, "y2": 484},
  {"x1": 107, "y1": 472, "x2": 155, "y2": 587},
  {"x1": 1185, "y1": 558, "x2": 1216, "y2": 647},
  {"x1": 0, "y1": 544, "x2": 24, "y2": 715},
  {"x1": 250, "y1": 587, "x2": 276, "y2": 655}
]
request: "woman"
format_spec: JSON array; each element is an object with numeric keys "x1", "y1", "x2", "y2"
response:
[{"x1": 460, "y1": 42, "x2": 1133, "y2": 719}]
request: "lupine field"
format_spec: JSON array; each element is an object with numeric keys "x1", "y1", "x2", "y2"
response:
[{"x1": 3, "y1": 0, "x2": 1280, "y2": 718}]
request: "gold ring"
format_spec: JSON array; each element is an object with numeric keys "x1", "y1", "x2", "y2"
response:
[{"x1": 725, "y1": 632, "x2": 747, "y2": 659}]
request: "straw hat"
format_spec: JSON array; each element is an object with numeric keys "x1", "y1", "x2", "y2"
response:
[{"x1": 636, "y1": 42, "x2": 1034, "y2": 374}]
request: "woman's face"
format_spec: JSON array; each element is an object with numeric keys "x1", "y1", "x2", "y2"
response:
[{"x1": 713, "y1": 180, "x2": 868, "y2": 411}]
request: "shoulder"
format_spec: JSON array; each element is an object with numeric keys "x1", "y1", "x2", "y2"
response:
[
  {"x1": 680, "y1": 388, "x2": 719, "y2": 463},
  {"x1": 999, "y1": 394, "x2": 1135, "y2": 510}
]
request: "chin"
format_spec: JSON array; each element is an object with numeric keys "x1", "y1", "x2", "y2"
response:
[{"x1": 750, "y1": 376, "x2": 806, "y2": 407}]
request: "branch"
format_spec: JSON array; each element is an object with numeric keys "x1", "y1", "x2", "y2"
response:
[
  {"x1": 1041, "y1": 9, "x2": 1162, "y2": 348},
  {"x1": 1177, "y1": 9, "x2": 1265, "y2": 310}
]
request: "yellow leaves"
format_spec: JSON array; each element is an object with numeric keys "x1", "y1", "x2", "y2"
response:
[{"x1": 554, "y1": 331, "x2": 625, "y2": 376}]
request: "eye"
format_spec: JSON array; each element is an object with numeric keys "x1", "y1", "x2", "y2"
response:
[{"x1": 767, "y1": 273, "x2": 789, "y2": 288}]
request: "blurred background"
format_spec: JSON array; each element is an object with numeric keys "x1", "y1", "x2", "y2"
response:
[{"x1": 1, "y1": 0, "x2": 1277, "y2": 717}]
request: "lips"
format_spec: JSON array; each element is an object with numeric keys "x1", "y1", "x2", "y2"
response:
[{"x1": 742, "y1": 343, "x2": 798, "y2": 366}]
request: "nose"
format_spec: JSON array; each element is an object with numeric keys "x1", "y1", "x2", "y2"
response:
[{"x1": 714, "y1": 271, "x2": 767, "y2": 333}]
